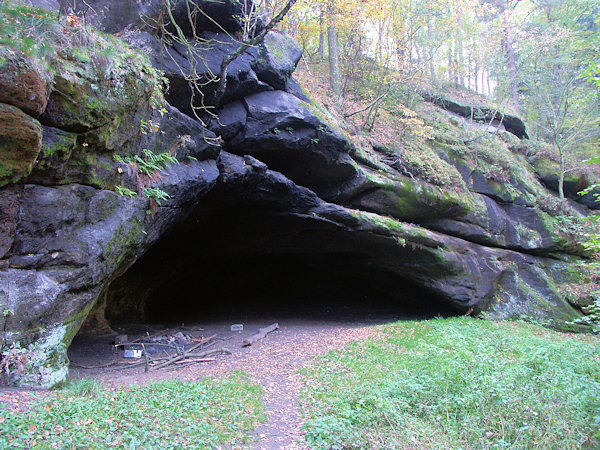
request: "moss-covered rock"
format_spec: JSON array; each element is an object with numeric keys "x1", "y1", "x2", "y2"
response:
[
  {"x1": 252, "y1": 30, "x2": 303, "y2": 91},
  {"x1": 0, "y1": 47, "x2": 51, "y2": 117},
  {"x1": 39, "y1": 41, "x2": 158, "y2": 151},
  {"x1": 0, "y1": 103, "x2": 43, "y2": 187},
  {"x1": 532, "y1": 156, "x2": 600, "y2": 208}
]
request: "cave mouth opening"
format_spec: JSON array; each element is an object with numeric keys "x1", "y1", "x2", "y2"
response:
[
  {"x1": 70, "y1": 205, "x2": 462, "y2": 364},
  {"x1": 106, "y1": 252, "x2": 461, "y2": 328}
]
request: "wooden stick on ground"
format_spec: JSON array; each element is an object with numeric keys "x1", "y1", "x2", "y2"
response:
[
  {"x1": 152, "y1": 348, "x2": 231, "y2": 370},
  {"x1": 242, "y1": 323, "x2": 279, "y2": 347}
]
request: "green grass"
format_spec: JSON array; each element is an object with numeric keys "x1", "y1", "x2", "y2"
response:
[
  {"x1": 300, "y1": 317, "x2": 600, "y2": 449},
  {"x1": 0, "y1": 372, "x2": 265, "y2": 448}
]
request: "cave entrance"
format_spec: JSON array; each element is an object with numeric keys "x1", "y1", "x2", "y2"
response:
[
  {"x1": 69, "y1": 203, "x2": 460, "y2": 369},
  {"x1": 105, "y1": 252, "x2": 457, "y2": 327}
]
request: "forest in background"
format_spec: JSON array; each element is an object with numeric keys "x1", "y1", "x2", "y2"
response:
[{"x1": 255, "y1": 0, "x2": 600, "y2": 195}]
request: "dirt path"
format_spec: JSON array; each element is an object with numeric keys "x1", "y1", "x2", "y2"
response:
[
  {"x1": 66, "y1": 318, "x2": 381, "y2": 448},
  {"x1": 1, "y1": 318, "x2": 388, "y2": 448},
  {"x1": 217, "y1": 322, "x2": 378, "y2": 449}
]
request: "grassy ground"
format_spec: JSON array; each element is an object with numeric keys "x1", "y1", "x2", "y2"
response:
[
  {"x1": 0, "y1": 372, "x2": 265, "y2": 448},
  {"x1": 300, "y1": 317, "x2": 600, "y2": 449}
]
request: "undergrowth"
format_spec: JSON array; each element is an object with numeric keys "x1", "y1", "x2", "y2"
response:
[
  {"x1": 300, "y1": 317, "x2": 600, "y2": 449},
  {"x1": 0, "y1": 373, "x2": 265, "y2": 447}
]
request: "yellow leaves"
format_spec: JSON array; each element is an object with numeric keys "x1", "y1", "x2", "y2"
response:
[{"x1": 65, "y1": 14, "x2": 79, "y2": 28}]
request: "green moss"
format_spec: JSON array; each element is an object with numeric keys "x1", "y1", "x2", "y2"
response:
[
  {"x1": 0, "y1": 103, "x2": 43, "y2": 186},
  {"x1": 402, "y1": 141, "x2": 466, "y2": 189},
  {"x1": 365, "y1": 212, "x2": 408, "y2": 233},
  {"x1": 43, "y1": 132, "x2": 77, "y2": 158},
  {"x1": 103, "y1": 219, "x2": 146, "y2": 269},
  {"x1": 61, "y1": 302, "x2": 97, "y2": 348},
  {"x1": 303, "y1": 101, "x2": 344, "y2": 134},
  {"x1": 264, "y1": 32, "x2": 297, "y2": 64},
  {"x1": 363, "y1": 170, "x2": 471, "y2": 222}
]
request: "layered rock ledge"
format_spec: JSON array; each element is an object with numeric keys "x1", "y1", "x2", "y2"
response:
[{"x1": 0, "y1": 0, "x2": 595, "y2": 387}]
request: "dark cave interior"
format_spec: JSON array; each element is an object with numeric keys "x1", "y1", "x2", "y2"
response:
[{"x1": 90, "y1": 202, "x2": 461, "y2": 331}]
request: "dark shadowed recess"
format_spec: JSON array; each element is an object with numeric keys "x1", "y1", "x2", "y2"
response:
[{"x1": 97, "y1": 202, "x2": 461, "y2": 330}]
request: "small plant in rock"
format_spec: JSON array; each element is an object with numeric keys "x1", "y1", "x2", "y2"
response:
[
  {"x1": 114, "y1": 150, "x2": 178, "y2": 176},
  {"x1": 0, "y1": 343, "x2": 28, "y2": 380},
  {"x1": 139, "y1": 118, "x2": 159, "y2": 135},
  {"x1": 144, "y1": 187, "x2": 170, "y2": 206},
  {"x1": 115, "y1": 185, "x2": 137, "y2": 198},
  {"x1": 272, "y1": 127, "x2": 280, "y2": 135}
]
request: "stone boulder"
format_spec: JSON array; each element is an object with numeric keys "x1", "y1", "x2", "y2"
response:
[
  {"x1": 420, "y1": 91, "x2": 529, "y2": 139},
  {"x1": 210, "y1": 90, "x2": 357, "y2": 195},
  {"x1": 532, "y1": 156, "x2": 600, "y2": 209},
  {"x1": 0, "y1": 104, "x2": 43, "y2": 187},
  {"x1": 252, "y1": 31, "x2": 303, "y2": 91},
  {"x1": 0, "y1": 48, "x2": 51, "y2": 118},
  {"x1": 123, "y1": 28, "x2": 302, "y2": 113}
]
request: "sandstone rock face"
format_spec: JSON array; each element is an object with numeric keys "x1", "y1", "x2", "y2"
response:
[
  {"x1": 26, "y1": 0, "x2": 251, "y2": 34},
  {"x1": 420, "y1": 91, "x2": 529, "y2": 139},
  {"x1": 0, "y1": 103, "x2": 43, "y2": 187},
  {"x1": 0, "y1": 0, "x2": 594, "y2": 387},
  {"x1": 0, "y1": 48, "x2": 51, "y2": 118}
]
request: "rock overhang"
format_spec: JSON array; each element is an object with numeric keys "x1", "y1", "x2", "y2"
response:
[{"x1": 0, "y1": 0, "x2": 594, "y2": 388}]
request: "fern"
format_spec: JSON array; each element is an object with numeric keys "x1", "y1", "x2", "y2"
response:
[
  {"x1": 115, "y1": 185, "x2": 137, "y2": 198},
  {"x1": 144, "y1": 187, "x2": 171, "y2": 206},
  {"x1": 113, "y1": 150, "x2": 178, "y2": 176}
]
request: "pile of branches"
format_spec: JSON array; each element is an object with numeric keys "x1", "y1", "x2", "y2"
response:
[
  {"x1": 132, "y1": 334, "x2": 231, "y2": 372},
  {"x1": 73, "y1": 332, "x2": 231, "y2": 372}
]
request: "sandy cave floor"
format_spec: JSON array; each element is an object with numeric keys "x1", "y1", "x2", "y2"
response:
[{"x1": 0, "y1": 305, "x2": 438, "y2": 449}]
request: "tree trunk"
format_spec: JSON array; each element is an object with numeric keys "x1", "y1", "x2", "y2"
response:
[
  {"x1": 474, "y1": 54, "x2": 479, "y2": 93},
  {"x1": 457, "y1": 3, "x2": 464, "y2": 86},
  {"x1": 502, "y1": 2, "x2": 520, "y2": 114},
  {"x1": 318, "y1": 9, "x2": 324, "y2": 60},
  {"x1": 556, "y1": 140, "x2": 565, "y2": 199},
  {"x1": 448, "y1": 44, "x2": 453, "y2": 83},
  {"x1": 327, "y1": 2, "x2": 341, "y2": 97},
  {"x1": 427, "y1": 21, "x2": 436, "y2": 83}
]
